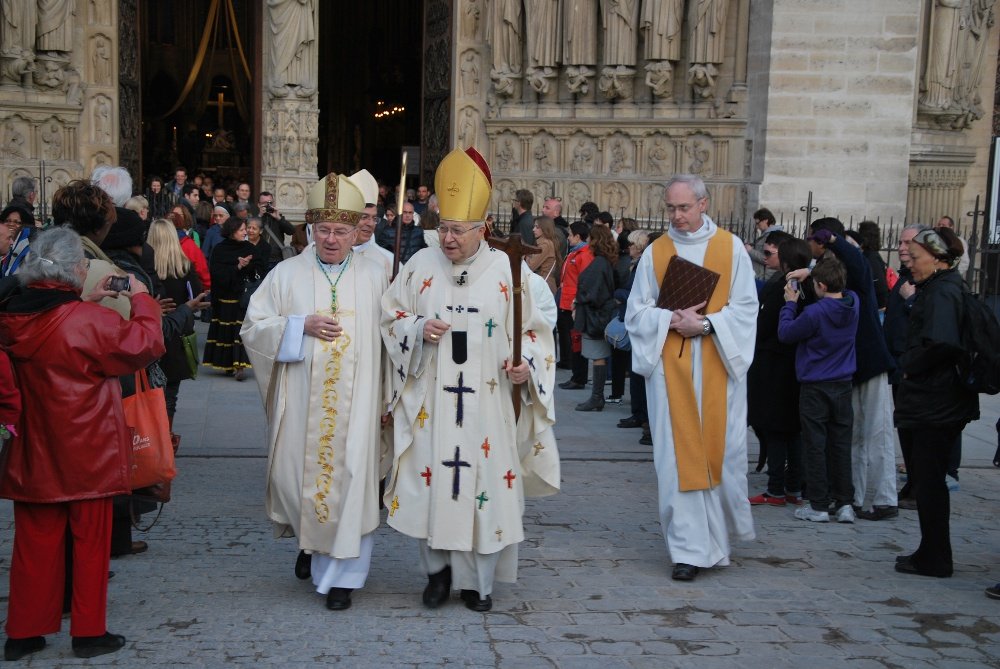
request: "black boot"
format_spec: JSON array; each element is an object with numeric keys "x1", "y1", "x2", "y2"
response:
[
  {"x1": 4, "y1": 637, "x2": 45, "y2": 661},
  {"x1": 422, "y1": 565, "x2": 451, "y2": 608},
  {"x1": 575, "y1": 364, "x2": 606, "y2": 412},
  {"x1": 295, "y1": 550, "x2": 311, "y2": 580},
  {"x1": 72, "y1": 633, "x2": 125, "y2": 658}
]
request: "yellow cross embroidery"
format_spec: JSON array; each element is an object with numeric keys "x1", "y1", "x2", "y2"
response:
[
  {"x1": 487, "y1": 378, "x2": 497, "y2": 393},
  {"x1": 417, "y1": 405, "x2": 429, "y2": 428},
  {"x1": 495, "y1": 527, "x2": 503, "y2": 541},
  {"x1": 388, "y1": 324, "x2": 396, "y2": 339},
  {"x1": 533, "y1": 442, "x2": 545, "y2": 456},
  {"x1": 390, "y1": 496, "x2": 400, "y2": 517},
  {"x1": 545, "y1": 355, "x2": 554, "y2": 370}
]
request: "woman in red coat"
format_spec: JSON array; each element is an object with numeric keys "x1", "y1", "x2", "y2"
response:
[{"x1": 0, "y1": 227, "x2": 165, "y2": 661}]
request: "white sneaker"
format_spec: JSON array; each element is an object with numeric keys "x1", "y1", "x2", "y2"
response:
[
  {"x1": 835, "y1": 504, "x2": 856, "y2": 523},
  {"x1": 794, "y1": 506, "x2": 830, "y2": 522}
]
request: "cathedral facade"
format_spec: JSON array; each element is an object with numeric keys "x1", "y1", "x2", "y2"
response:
[{"x1": 0, "y1": 0, "x2": 997, "y2": 231}]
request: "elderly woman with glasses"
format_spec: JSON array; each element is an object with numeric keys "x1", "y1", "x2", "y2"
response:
[
  {"x1": 0, "y1": 227, "x2": 165, "y2": 660},
  {"x1": 892, "y1": 227, "x2": 977, "y2": 579}
]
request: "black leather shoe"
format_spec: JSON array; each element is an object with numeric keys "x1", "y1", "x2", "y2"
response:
[
  {"x1": 4, "y1": 636, "x2": 45, "y2": 661},
  {"x1": 856, "y1": 505, "x2": 898, "y2": 521},
  {"x1": 325, "y1": 587, "x2": 352, "y2": 611},
  {"x1": 639, "y1": 434, "x2": 653, "y2": 446},
  {"x1": 72, "y1": 633, "x2": 125, "y2": 658},
  {"x1": 295, "y1": 550, "x2": 311, "y2": 580},
  {"x1": 618, "y1": 417, "x2": 644, "y2": 428},
  {"x1": 894, "y1": 558, "x2": 951, "y2": 578},
  {"x1": 558, "y1": 380, "x2": 586, "y2": 390},
  {"x1": 460, "y1": 589, "x2": 493, "y2": 611},
  {"x1": 422, "y1": 566, "x2": 452, "y2": 608},
  {"x1": 895, "y1": 553, "x2": 914, "y2": 564},
  {"x1": 671, "y1": 563, "x2": 700, "y2": 581}
]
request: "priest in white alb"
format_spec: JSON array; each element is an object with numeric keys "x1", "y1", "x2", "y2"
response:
[
  {"x1": 625, "y1": 174, "x2": 757, "y2": 582},
  {"x1": 240, "y1": 172, "x2": 389, "y2": 611},
  {"x1": 349, "y1": 168, "x2": 394, "y2": 280},
  {"x1": 381, "y1": 147, "x2": 559, "y2": 612}
]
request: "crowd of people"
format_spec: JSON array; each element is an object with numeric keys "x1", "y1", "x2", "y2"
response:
[{"x1": 0, "y1": 157, "x2": 997, "y2": 662}]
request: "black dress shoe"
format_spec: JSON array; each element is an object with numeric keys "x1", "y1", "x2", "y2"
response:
[
  {"x1": 617, "y1": 417, "x2": 644, "y2": 429},
  {"x1": 72, "y1": 632, "x2": 126, "y2": 658},
  {"x1": 325, "y1": 587, "x2": 353, "y2": 611},
  {"x1": 895, "y1": 553, "x2": 914, "y2": 564},
  {"x1": 671, "y1": 563, "x2": 700, "y2": 581},
  {"x1": 295, "y1": 550, "x2": 311, "y2": 580},
  {"x1": 639, "y1": 434, "x2": 653, "y2": 446},
  {"x1": 4, "y1": 636, "x2": 45, "y2": 661},
  {"x1": 422, "y1": 566, "x2": 452, "y2": 608},
  {"x1": 856, "y1": 505, "x2": 899, "y2": 521},
  {"x1": 894, "y1": 558, "x2": 952, "y2": 578},
  {"x1": 460, "y1": 589, "x2": 493, "y2": 612},
  {"x1": 558, "y1": 380, "x2": 586, "y2": 390}
]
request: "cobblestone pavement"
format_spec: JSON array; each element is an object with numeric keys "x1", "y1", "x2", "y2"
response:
[{"x1": 1, "y1": 327, "x2": 998, "y2": 667}]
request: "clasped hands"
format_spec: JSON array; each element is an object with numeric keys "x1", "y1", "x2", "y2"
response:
[
  {"x1": 306, "y1": 314, "x2": 342, "y2": 342},
  {"x1": 669, "y1": 300, "x2": 707, "y2": 337}
]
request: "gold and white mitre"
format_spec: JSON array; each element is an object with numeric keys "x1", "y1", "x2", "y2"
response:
[
  {"x1": 434, "y1": 147, "x2": 492, "y2": 223},
  {"x1": 305, "y1": 173, "x2": 365, "y2": 226}
]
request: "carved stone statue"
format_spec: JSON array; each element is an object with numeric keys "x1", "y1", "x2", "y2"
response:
[
  {"x1": 460, "y1": 50, "x2": 480, "y2": 96},
  {"x1": 608, "y1": 138, "x2": 630, "y2": 173},
  {"x1": 1, "y1": 1, "x2": 37, "y2": 58},
  {"x1": 526, "y1": 0, "x2": 560, "y2": 67},
  {"x1": 570, "y1": 140, "x2": 594, "y2": 173},
  {"x1": 604, "y1": 182, "x2": 629, "y2": 211},
  {"x1": 954, "y1": 0, "x2": 996, "y2": 126},
  {"x1": 687, "y1": 62, "x2": 717, "y2": 101},
  {"x1": 564, "y1": 0, "x2": 597, "y2": 65},
  {"x1": 489, "y1": 0, "x2": 522, "y2": 76},
  {"x1": 641, "y1": 0, "x2": 683, "y2": 61},
  {"x1": 266, "y1": 0, "x2": 317, "y2": 98},
  {"x1": 645, "y1": 60, "x2": 674, "y2": 98},
  {"x1": 458, "y1": 106, "x2": 480, "y2": 148},
  {"x1": 93, "y1": 96, "x2": 111, "y2": 143},
  {"x1": 690, "y1": 0, "x2": 729, "y2": 65},
  {"x1": 647, "y1": 137, "x2": 670, "y2": 175},
  {"x1": 1, "y1": 120, "x2": 26, "y2": 158},
  {"x1": 462, "y1": 0, "x2": 481, "y2": 40},
  {"x1": 566, "y1": 65, "x2": 595, "y2": 95},
  {"x1": 496, "y1": 138, "x2": 517, "y2": 170},
  {"x1": 89, "y1": 0, "x2": 110, "y2": 25},
  {"x1": 598, "y1": 65, "x2": 635, "y2": 100},
  {"x1": 36, "y1": 0, "x2": 73, "y2": 53},
  {"x1": 601, "y1": 0, "x2": 640, "y2": 66},
  {"x1": 92, "y1": 35, "x2": 111, "y2": 85},
  {"x1": 921, "y1": 0, "x2": 963, "y2": 112},
  {"x1": 686, "y1": 138, "x2": 710, "y2": 174},
  {"x1": 534, "y1": 137, "x2": 553, "y2": 171}
]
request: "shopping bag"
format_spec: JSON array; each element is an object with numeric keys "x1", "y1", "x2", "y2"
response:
[
  {"x1": 123, "y1": 369, "x2": 176, "y2": 489},
  {"x1": 181, "y1": 332, "x2": 199, "y2": 379}
]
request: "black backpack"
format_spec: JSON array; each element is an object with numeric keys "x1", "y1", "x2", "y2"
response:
[{"x1": 958, "y1": 292, "x2": 1000, "y2": 394}]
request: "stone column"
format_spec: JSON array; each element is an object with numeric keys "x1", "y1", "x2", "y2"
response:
[{"x1": 261, "y1": 0, "x2": 320, "y2": 223}]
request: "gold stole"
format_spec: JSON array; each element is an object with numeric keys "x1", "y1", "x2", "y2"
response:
[{"x1": 652, "y1": 231, "x2": 733, "y2": 492}]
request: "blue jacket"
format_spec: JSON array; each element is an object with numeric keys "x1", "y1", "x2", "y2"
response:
[{"x1": 778, "y1": 290, "x2": 860, "y2": 384}]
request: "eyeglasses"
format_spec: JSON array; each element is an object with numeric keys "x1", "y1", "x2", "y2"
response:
[
  {"x1": 314, "y1": 226, "x2": 355, "y2": 239},
  {"x1": 664, "y1": 201, "x2": 701, "y2": 215},
  {"x1": 437, "y1": 224, "x2": 483, "y2": 238},
  {"x1": 763, "y1": 249, "x2": 776, "y2": 258}
]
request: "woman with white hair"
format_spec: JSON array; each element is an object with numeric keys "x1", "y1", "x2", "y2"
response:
[{"x1": 0, "y1": 227, "x2": 164, "y2": 660}]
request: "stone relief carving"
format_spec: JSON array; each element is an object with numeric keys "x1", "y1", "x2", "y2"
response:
[
  {"x1": 460, "y1": 50, "x2": 480, "y2": 97},
  {"x1": 685, "y1": 134, "x2": 712, "y2": 174},
  {"x1": 646, "y1": 135, "x2": 671, "y2": 176},
  {"x1": 48, "y1": 167, "x2": 72, "y2": 191},
  {"x1": 566, "y1": 181, "x2": 592, "y2": 216},
  {"x1": 645, "y1": 60, "x2": 675, "y2": 99},
  {"x1": 687, "y1": 0, "x2": 729, "y2": 100},
  {"x1": 40, "y1": 119, "x2": 62, "y2": 159},
  {"x1": 533, "y1": 135, "x2": 554, "y2": 171},
  {"x1": 496, "y1": 136, "x2": 518, "y2": 170},
  {"x1": 64, "y1": 67, "x2": 81, "y2": 105},
  {"x1": 92, "y1": 34, "x2": 112, "y2": 86},
  {"x1": 494, "y1": 179, "x2": 517, "y2": 211},
  {"x1": 641, "y1": 0, "x2": 683, "y2": 100},
  {"x1": 607, "y1": 136, "x2": 632, "y2": 174},
  {"x1": 566, "y1": 65, "x2": 595, "y2": 96},
  {"x1": 37, "y1": 0, "x2": 74, "y2": 53},
  {"x1": 425, "y1": 41, "x2": 450, "y2": 93},
  {"x1": 89, "y1": 0, "x2": 111, "y2": 25},
  {"x1": 92, "y1": 95, "x2": 112, "y2": 143},
  {"x1": 645, "y1": 183, "x2": 666, "y2": 218},
  {"x1": 458, "y1": 106, "x2": 481, "y2": 148},
  {"x1": 0, "y1": 49, "x2": 34, "y2": 88},
  {"x1": 266, "y1": 0, "x2": 317, "y2": 99},
  {"x1": 604, "y1": 182, "x2": 630, "y2": 211},
  {"x1": 278, "y1": 181, "x2": 306, "y2": 206},
  {"x1": 282, "y1": 135, "x2": 299, "y2": 168},
  {"x1": 462, "y1": 0, "x2": 481, "y2": 40},
  {"x1": 1, "y1": 119, "x2": 27, "y2": 158},
  {"x1": 88, "y1": 150, "x2": 112, "y2": 172},
  {"x1": 533, "y1": 179, "x2": 553, "y2": 198},
  {"x1": 570, "y1": 137, "x2": 596, "y2": 174},
  {"x1": 0, "y1": 2, "x2": 36, "y2": 86},
  {"x1": 489, "y1": 0, "x2": 522, "y2": 97}
]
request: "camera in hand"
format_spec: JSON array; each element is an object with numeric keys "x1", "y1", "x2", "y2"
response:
[
  {"x1": 264, "y1": 204, "x2": 275, "y2": 214},
  {"x1": 108, "y1": 276, "x2": 130, "y2": 292}
]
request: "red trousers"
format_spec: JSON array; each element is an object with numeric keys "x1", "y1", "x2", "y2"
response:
[{"x1": 6, "y1": 498, "x2": 112, "y2": 638}]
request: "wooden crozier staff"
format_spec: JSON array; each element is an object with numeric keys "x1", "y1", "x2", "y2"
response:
[
  {"x1": 488, "y1": 229, "x2": 540, "y2": 419},
  {"x1": 391, "y1": 151, "x2": 408, "y2": 280}
]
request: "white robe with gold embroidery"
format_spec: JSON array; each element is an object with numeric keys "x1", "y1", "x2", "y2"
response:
[
  {"x1": 381, "y1": 242, "x2": 559, "y2": 562},
  {"x1": 240, "y1": 248, "x2": 388, "y2": 558}
]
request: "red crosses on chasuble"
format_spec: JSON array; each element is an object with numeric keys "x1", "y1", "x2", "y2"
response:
[
  {"x1": 503, "y1": 469, "x2": 516, "y2": 489},
  {"x1": 526, "y1": 330, "x2": 537, "y2": 342},
  {"x1": 481, "y1": 437, "x2": 490, "y2": 458},
  {"x1": 420, "y1": 277, "x2": 433, "y2": 294},
  {"x1": 421, "y1": 466, "x2": 432, "y2": 486},
  {"x1": 498, "y1": 282, "x2": 509, "y2": 301},
  {"x1": 395, "y1": 310, "x2": 408, "y2": 320}
]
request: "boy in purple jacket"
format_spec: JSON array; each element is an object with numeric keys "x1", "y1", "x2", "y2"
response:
[{"x1": 778, "y1": 257, "x2": 860, "y2": 523}]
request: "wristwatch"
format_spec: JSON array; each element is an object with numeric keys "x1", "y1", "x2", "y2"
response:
[{"x1": 701, "y1": 318, "x2": 713, "y2": 336}]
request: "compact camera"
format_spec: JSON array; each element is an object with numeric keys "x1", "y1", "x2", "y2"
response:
[{"x1": 108, "y1": 276, "x2": 130, "y2": 292}]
